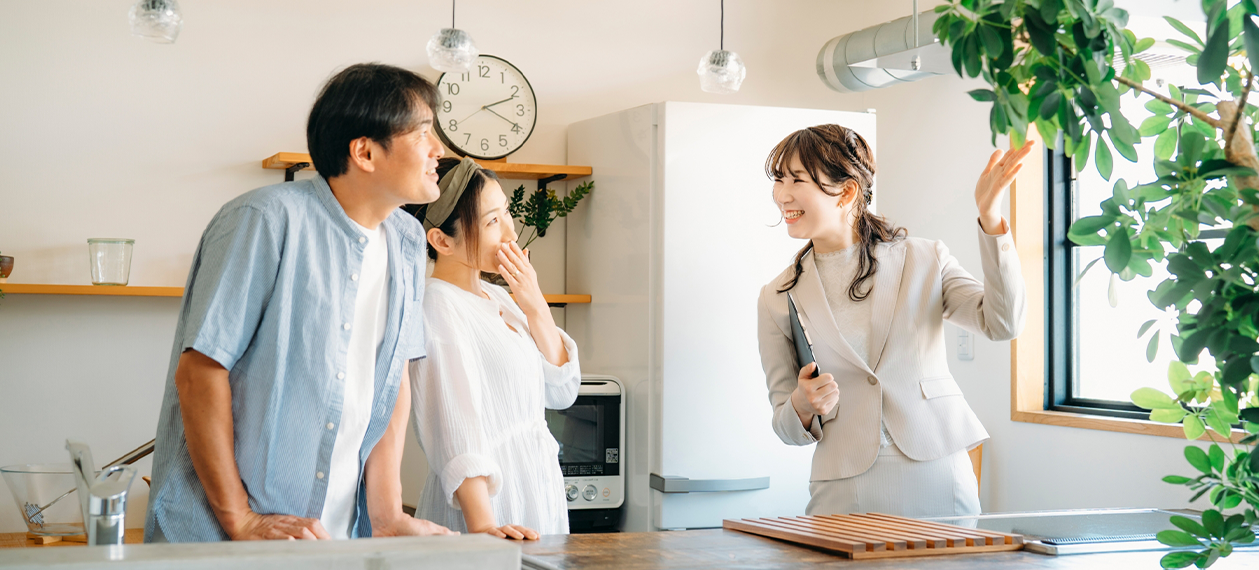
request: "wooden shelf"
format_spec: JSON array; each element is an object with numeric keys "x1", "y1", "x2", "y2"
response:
[
  {"x1": 1, "y1": 284, "x2": 591, "y2": 306},
  {"x1": 262, "y1": 152, "x2": 592, "y2": 181},
  {"x1": 0, "y1": 284, "x2": 183, "y2": 297}
]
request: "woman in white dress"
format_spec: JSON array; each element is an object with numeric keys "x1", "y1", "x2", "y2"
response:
[
  {"x1": 405, "y1": 157, "x2": 580, "y2": 539},
  {"x1": 757, "y1": 125, "x2": 1031, "y2": 518}
]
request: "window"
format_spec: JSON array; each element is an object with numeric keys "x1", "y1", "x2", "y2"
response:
[{"x1": 1046, "y1": 62, "x2": 1225, "y2": 418}]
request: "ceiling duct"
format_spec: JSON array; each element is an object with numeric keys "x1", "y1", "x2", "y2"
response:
[{"x1": 817, "y1": 9, "x2": 953, "y2": 93}]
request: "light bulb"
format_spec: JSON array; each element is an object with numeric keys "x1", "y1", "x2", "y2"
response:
[
  {"x1": 427, "y1": 28, "x2": 479, "y2": 73},
  {"x1": 698, "y1": 50, "x2": 746, "y2": 94},
  {"x1": 129, "y1": 0, "x2": 182, "y2": 44}
]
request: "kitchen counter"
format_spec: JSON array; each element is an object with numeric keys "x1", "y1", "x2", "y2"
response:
[
  {"x1": 520, "y1": 529, "x2": 1259, "y2": 569},
  {"x1": 0, "y1": 533, "x2": 518, "y2": 569}
]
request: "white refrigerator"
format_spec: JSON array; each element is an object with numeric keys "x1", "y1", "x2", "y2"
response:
[{"x1": 565, "y1": 102, "x2": 877, "y2": 531}]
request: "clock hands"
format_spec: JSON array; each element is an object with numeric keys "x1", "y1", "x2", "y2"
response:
[
  {"x1": 454, "y1": 107, "x2": 484, "y2": 126},
  {"x1": 483, "y1": 96, "x2": 516, "y2": 110},
  {"x1": 484, "y1": 106, "x2": 522, "y2": 131},
  {"x1": 452, "y1": 96, "x2": 517, "y2": 127}
]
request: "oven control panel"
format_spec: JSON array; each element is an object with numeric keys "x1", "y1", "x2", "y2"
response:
[{"x1": 563, "y1": 475, "x2": 624, "y2": 509}]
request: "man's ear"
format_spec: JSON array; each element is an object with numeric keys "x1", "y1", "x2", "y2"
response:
[
  {"x1": 347, "y1": 137, "x2": 377, "y2": 174},
  {"x1": 426, "y1": 227, "x2": 455, "y2": 257}
]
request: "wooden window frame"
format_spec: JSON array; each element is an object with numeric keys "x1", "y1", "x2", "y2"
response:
[{"x1": 1008, "y1": 129, "x2": 1244, "y2": 443}]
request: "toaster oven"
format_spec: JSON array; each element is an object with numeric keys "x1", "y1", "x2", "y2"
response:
[{"x1": 545, "y1": 375, "x2": 625, "y2": 532}]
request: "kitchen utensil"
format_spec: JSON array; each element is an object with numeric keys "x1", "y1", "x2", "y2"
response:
[
  {"x1": 724, "y1": 512, "x2": 1023, "y2": 559},
  {"x1": 5, "y1": 439, "x2": 154, "y2": 533}
]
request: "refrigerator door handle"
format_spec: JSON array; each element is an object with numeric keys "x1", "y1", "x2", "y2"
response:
[{"x1": 649, "y1": 473, "x2": 770, "y2": 494}]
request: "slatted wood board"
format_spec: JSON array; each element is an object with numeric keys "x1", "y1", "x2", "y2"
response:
[{"x1": 723, "y1": 513, "x2": 1024, "y2": 560}]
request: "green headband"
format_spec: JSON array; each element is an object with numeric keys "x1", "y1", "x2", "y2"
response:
[{"x1": 423, "y1": 157, "x2": 481, "y2": 232}]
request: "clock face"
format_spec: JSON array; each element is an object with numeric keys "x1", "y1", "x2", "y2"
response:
[{"x1": 435, "y1": 55, "x2": 537, "y2": 160}]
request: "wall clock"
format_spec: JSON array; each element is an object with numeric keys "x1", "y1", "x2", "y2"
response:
[{"x1": 434, "y1": 55, "x2": 537, "y2": 160}]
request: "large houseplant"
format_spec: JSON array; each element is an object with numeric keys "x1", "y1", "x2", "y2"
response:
[{"x1": 936, "y1": 0, "x2": 1259, "y2": 567}]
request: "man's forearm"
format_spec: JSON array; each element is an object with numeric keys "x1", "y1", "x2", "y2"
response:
[
  {"x1": 174, "y1": 350, "x2": 251, "y2": 536},
  {"x1": 365, "y1": 367, "x2": 411, "y2": 527}
]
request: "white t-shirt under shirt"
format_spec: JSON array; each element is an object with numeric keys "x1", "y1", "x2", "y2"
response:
[
  {"x1": 321, "y1": 222, "x2": 390, "y2": 538},
  {"x1": 813, "y1": 245, "x2": 896, "y2": 449}
]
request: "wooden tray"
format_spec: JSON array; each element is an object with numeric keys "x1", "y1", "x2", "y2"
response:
[{"x1": 723, "y1": 513, "x2": 1024, "y2": 560}]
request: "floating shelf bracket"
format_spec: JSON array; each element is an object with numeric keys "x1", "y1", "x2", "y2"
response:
[
  {"x1": 285, "y1": 162, "x2": 311, "y2": 182},
  {"x1": 538, "y1": 173, "x2": 567, "y2": 191}
]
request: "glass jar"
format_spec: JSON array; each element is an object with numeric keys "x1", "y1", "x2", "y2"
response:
[{"x1": 87, "y1": 239, "x2": 134, "y2": 286}]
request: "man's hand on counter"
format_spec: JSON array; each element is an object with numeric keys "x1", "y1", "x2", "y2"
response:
[{"x1": 227, "y1": 511, "x2": 331, "y2": 540}]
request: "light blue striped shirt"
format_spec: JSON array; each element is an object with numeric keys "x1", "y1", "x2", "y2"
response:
[{"x1": 144, "y1": 176, "x2": 427, "y2": 542}]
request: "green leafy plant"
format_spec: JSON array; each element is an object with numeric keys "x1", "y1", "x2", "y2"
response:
[
  {"x1": 936, "y1": 0, "x2": 1259, "y2": 566},
  {"x1": 507, "y1": 181, "x2": 594, "y2": 249}
]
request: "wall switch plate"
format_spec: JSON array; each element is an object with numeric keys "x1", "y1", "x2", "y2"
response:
[{"x1": 957, "y1": 328, "x2": 974, "y2": 361}]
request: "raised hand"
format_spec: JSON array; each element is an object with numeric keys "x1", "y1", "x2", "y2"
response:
[
  {"x1": 974, "y1": 139, "x2": 1036, "y2": 235},
  {"x1": 497, "y1": 242, "x2": 546, "y2": 317},
  {"x1": 790, "y1": 363, "x2": 839, "y2": 429}
]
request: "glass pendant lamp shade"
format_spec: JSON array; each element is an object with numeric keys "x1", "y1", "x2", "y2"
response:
[
  {"x1": 427, "y1": 28, "x2": 479, "y2": 73},
  {"x1": 697, "y1": 49, "x2": 746, "y2": 94},
  {"x1": 129, "y1": 0, "x2": 182, "y2": 44}
]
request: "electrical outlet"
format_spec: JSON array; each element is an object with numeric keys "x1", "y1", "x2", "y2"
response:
[{"x1": 957, "y1": 328, "x2": 974, "y2": 361}]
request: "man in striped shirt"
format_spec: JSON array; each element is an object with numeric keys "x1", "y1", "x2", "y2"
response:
[{"x1": 145, "y1": 64, "x2": 454, "y2": 541}]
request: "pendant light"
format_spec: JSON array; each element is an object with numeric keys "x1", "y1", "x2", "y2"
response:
[
  {"x1": 129, "y1": 0, "x2": 182, "y2": 44},
  {"x1": 426, "y1": 0, "x2": 479, "y2": 73},
  {"x1": 697, "y1": 0, "x2": 746, "y2": 94}
]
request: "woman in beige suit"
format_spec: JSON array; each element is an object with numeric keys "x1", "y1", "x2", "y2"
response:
[{"x1": 757, "y1": 124, "x2": 1032, "y2": 518}]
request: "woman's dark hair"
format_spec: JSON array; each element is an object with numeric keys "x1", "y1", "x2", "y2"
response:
[
  {"x1": 766, "y1": 124, "x2": 906, "y2": 300},
  {"x1": 306, "y1": 63, "x2": 441, "y2": 179},
  {"x1": 401, "y1": 158, "x2": 500, "y2": 261}
]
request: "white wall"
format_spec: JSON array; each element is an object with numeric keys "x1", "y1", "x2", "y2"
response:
[{"x1": 0, "y1": 0, "x2": 1208, "y2": 534}]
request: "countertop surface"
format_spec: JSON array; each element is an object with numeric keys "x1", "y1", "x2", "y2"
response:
[{"x1": 520, "y1": 528, "x2": 1259, "y2": 569}]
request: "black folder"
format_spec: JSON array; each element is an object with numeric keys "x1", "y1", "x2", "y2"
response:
[{"x1": 787, "y1": 292, "x2": 819, "y2": 379}]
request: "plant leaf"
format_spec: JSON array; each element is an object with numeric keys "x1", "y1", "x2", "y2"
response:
[
  {"x1": 1104, "y1": 226, "x2": 1132, "y2": 273},
  {"x1": 1096, "y1": 138, "x2": 1114, "y2": 180},
  {"x1": 1164, "y1": 16, "x2": 1205, "y2": 46},
  {"x1": 1159, "y1": 551, "x2": 1202, "y2": 568},
  {"x1": 1202, "y1": 509, "x2": 1224, "y2": 537},
  {"x1": 1246, "y1": 16, "x2": 1259, "y2": 78},
  {"x1": 1154, "y1": 127, "x2": 1178, "y2": 161},
  {"x1": 1147, "y1": 331, "x2": 1161, "y2": 362},
  {"x1": 1133, "y1": 387, "x2": 1179, "y2": 409},
  {"x1": 1184, "y1": 414, "x2": 1206, "y2": 440},
  {"x1": 1198, "y1": 20, "x2": 1231, "y2": 85},
  {"x1": 1138, "y1": 319, "x2": 1158, "y2": 338},
  {"x1": 1185, "y1": 445, "x2": 1212, "y2": 472},
  {"x1": 968, "y1": 89, "x2": 996, "y2": 102},
  {"x1": 1158, "y1": 530, "x2": 1204, "y2": 548},
  {"x1": 1151, "y1": 406, "x2": 1187, "y2": 422}
]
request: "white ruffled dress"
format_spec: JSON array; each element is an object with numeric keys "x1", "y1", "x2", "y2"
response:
[{"x1": 408, "y1": 279, "x2": 581, "y2": 535}]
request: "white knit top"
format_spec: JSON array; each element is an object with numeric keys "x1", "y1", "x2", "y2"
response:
[
  {"x1": 813, "y1": 245, "x2": 896, "y2": 449},
  {"x1": 408, "y1": 279, "x2": 581, "y2": 535}
]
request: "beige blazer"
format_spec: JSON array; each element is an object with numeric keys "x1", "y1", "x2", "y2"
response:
[{"x1": 758, "y1": 222, "x2": 1025, "y2": 482}]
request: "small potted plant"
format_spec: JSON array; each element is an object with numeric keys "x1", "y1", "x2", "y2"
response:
[
  {"x1": 0, "y1": 250, "x2": 12, "y2": 282},
  {"x1": 509, "y1": 180, "x2": 595, "y2": 249}
]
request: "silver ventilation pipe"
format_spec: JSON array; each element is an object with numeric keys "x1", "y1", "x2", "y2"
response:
[{"x1": 816, "y1": 9, "x2": 951, "y2": 93}]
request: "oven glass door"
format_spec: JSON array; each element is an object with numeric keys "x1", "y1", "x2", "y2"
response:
[{"x1": 546, "y1": 395, "x2": 620, "y2": 477}]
